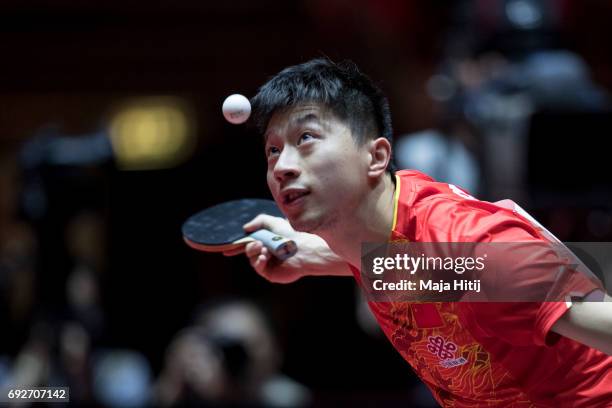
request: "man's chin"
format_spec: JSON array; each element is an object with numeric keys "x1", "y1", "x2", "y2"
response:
[{"x1": 287, "y1": 214, "x2": 324, "y2": 234}]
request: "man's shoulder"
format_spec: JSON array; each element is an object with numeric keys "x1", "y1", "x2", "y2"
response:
[
  {"x1": 394, "y1": 171, "x2": 540, "y2": 242},
  {"x1": 395, "y1": 169, "x2": 479, "y2": 208}
]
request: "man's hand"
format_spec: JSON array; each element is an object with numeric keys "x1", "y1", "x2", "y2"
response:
[{"x1": 223, "y1": 214, "x2": 351, "y2": 283}]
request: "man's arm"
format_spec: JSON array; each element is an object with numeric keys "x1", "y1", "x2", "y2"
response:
[{"x1": 551, "y1": 290, "x2": 612, "y2": 356}]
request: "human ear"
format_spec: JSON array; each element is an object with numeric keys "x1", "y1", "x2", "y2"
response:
[{"x1": 367, "y1": 137, "x2": 392, "y2": 178}]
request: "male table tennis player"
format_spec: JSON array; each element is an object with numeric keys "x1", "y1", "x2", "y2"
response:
[{"x1": 224, "y1": 59, "x2": 612, "y2": 406}]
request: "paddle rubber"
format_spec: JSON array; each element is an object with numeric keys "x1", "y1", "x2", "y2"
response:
[{"x1": 182, "y1": 198, "x2": 297, "y2": 260}]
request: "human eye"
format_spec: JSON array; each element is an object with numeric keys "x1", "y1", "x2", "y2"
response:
[
  {"x1": 266, "y1": 145, "x2": 280, "y2": 158},
  {"x1": 297, "y1": 132, "x2": 315, "y2": 145}
]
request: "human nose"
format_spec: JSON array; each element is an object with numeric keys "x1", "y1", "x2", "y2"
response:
[{"x1": 272, "y1": 146, "x2": 301, "y2": 183}]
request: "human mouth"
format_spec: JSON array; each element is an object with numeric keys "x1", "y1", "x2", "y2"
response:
[{"x1": 281, "y1": 188, "x2": 310, "y2": 207}]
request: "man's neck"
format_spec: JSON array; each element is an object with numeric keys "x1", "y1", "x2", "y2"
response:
[{"x1": 319, "y1": 173, "x2": 397, "y2": 267}]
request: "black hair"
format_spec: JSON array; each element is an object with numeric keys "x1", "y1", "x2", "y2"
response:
[{"x1": 251, "y1": 58, "x2": 396, "y2": 174}]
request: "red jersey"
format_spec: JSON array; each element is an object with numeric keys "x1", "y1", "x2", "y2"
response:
[{"x1": 351, "y1": 170, "x2": 612, "y2": 407}]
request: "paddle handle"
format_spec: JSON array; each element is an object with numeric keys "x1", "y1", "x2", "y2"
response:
[{"x1": 249, "y1": 229, "x2": 297, "y2": 261}]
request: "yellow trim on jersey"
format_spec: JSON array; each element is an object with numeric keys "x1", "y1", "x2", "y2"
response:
[{"x1": 392, "y1": 174, "x2": 401, "y2": 231}]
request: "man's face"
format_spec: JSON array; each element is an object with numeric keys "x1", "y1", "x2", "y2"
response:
[{"x1": 264, "y1": 104, "x2": 370, "y2": 233}]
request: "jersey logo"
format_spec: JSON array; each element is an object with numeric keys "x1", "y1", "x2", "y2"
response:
[
  {"x1": 427, "y1": 336, "x2": 468, "y2": 368},
  {"x1": 427, "y1": 335, "x2": 457, "y2": 359}
]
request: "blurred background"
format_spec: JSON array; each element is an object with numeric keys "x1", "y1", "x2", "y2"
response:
[{"x1": 0, "y1": 0, "x2": 611, "y2": 406}]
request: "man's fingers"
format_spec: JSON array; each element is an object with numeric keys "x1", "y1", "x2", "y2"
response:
[
  {"x1": 253, "y1": 254, "x2": 266, "y2": 271},
  {"x1": 246, "y1": 241, "x2": 266, "y2": 270},
  {"x1": 245, "y1": 241, "x2": 264, "y2": 258},
  {"x1": 251, "y1": 250, "x2": 271, "y2": 274},
  {"x1": 243, "y1": 214, "x2": 284, "y2": 233}
]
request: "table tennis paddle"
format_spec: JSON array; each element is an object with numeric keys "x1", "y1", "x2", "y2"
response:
[{"x1": 182, "y1": 198, "x2": 297, "y2": 260}]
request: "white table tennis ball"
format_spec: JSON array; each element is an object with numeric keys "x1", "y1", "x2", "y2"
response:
[{"x1": 222, "y1": 94, "x2": 251, "y2": 124}]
